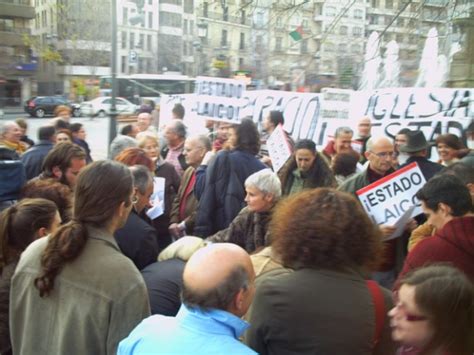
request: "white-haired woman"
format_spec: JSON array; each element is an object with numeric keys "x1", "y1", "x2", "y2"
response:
[{"x1": 206, "y1": 169, "x2": 281, "y2": 253}]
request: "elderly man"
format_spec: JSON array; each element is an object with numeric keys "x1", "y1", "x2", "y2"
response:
[
  {"x1": 0, "y1": 121, "x2": 27, "y2": 155},
  {"x1": 118, "y1": 243, "x2": 257, "y2": 355},
  {"x1": 322, "y1": 126, "x2": 355, "y2": 163},
  {"x1": 355, "y1": 117, "x2": 372, "y2": 162},
  {"x1": 162, "y1": 119, "x2": 188, "y2": 176},
  {"x1": 339, "y1": 137, "x2": 409, "y2": 288},
  {"x1": 36, "y1": 143, "x2": 87, "y2": 190},
  {"x1": 136, "y1": 112, "x2": 156, "y2": 134},
  {"x1": 169, "y1": 135, "x2": 211, "y2": 238},
  {"x1": 109, "y1": 124, "x2": 139, "y2": 159},
  {"x1": 21, "y1": 125, "x2": 56, "y2": 180}
]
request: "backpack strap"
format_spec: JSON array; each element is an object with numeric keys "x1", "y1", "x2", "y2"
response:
[{"x1": 366, "y1": 280, "x2": 385, "y2": 350}]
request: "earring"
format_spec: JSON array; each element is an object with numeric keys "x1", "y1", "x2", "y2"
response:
[{"x1": 132, "y1": 196, "x2": 139, "y2": 204}]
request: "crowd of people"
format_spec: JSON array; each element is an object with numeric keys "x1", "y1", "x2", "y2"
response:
[{"x1": 0, "y1": 105, "x2": 473, "y2": 355}]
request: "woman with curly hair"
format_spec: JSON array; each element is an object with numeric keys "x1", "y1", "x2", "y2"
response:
[
  {"x1": 193, "y1": 119, "x2": 267, "y2": 237},
  {"x1": 245, "y1": 188, "x2": 397, "y2": 355},
  {"x1": 390, "y1": 265, "x2": 474, "y2": 355}
]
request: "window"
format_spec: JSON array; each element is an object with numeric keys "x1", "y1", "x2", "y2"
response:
[
  {"x1": 397, "y1": 18, "x2": 404, "y2": 26},
  {"x1": 223, "y1": 7, "x2": 228, "y2": 21},
  {"x1": 130, "y1": 32, "x2": 135, "y2": 49},
  {"x1": 256, "y1": 12, "x2": 264, "y2": 26},
  {"x1": 239, "y1": 58, "x2": 244, "y2": 67},
  {"x1": 241, "y1": 10, "x2": 246, "y2": 25},
  {"x1": 123, "y1": 8, "x2": 128, "y2": 25},
  {"x1": 147, "y1": 34, "x2": 152, "y2": 50},
  {"x1": 276, "y1": 17, "x2": 282, "y2": 28},
  {"x1": 302, "y1": 19, "x2": 308, "y2": 29},
  {"x1": 351, "y1": 44, "x2": 360, "y2": 53},
  {"x1": 183, "y1": 42, "x2": 187, "y2": 56},
  {"x1": 183, "y1": 19, "x2": 188, "y2": 34},
  {"x1": 339, "y1": 26, "x2": 348, "y2": 35},
  {"x1": 326, "y1": 6, "x2": 336, "y2": 16},
  {"x1": 148, "y1": 12, "x2": 153, "y2": 28},
  {"x1": 139, "y1": 34, "x2": 144, "y2": 49},
  {"x1": 371, "y1": 0, "x2": 379, "y2": 7},
  {"x1": 190, "y1": 20, "x2": 194, "y2": 35},
  {"x1": 203, "y1": 2, "x2": 208, "y2": 17},
  {"x1": 121, "y1": 31, "x2": 127, "y2": 49},
  {"x1": 301, "y1": 39, "x2": 308, "y2": 53},
  {"x1": 221, "y1": 29, "x2": 227, "y2": 46},
  {"x1": 385, "y1": 15, "x2": 392, "y2": 25},
  {"x1": 184, "y1": 0, "x2": 193, "y2": 13},
  {"x1": 256, "y1": 35, "x2": 263, "y2": 46},
  {"x1": 353, "y1": 27, "x2": 362, "y2": 36},
  {"x1": 354, "y1": 9, "x2": 363, "y2": 19},
  {"x1": 338, "y1": 43, "x2": 346, "y2": 52},
  {"x1": 159, "y1": 12, "x2": 182, "y2": 27},
  {"x1": 275, "y1": 37, "x2": 282, "y2": 51},
  {"x1": 240, "y1": 33, "x2": 245, "y2": 50},
  {"x1": 385, "y1": 0, "x2": 393, "y2": 9},
  {"x1": 121, "y1": 56, "x2": 127, "y2": 73},
  {"x1": 396, "y1": 34, "x2": 404, "y2": 43}
]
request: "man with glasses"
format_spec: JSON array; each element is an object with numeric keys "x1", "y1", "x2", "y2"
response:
[{"x1": 339, "y1": 137, "x2": 410, "y2": 288}]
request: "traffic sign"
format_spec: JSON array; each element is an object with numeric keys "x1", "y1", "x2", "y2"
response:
[{"x1": 129, "y1": 50, "x2": 138, "y2": 64}]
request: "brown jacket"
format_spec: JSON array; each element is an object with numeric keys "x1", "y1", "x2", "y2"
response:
[{"x1": 169, "y1": 167, "x2": 198, "y2": 234}]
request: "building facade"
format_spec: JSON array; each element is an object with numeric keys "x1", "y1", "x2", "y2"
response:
[{"x1": 0, "y1": 0, "x2": 36, "y2": 106}]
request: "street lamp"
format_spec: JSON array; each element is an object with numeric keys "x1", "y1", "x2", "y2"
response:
[{"x1": 108, "y1": 0, "x2": 118, "y2": 150}]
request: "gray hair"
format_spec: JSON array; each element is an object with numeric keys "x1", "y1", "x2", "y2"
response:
[
  {"x1": 170, "y1": 120, "x2": 187, "y2": 139},
  {"x1": 335, "y1": 126, "x2": 353, "y2": 138},
  {"x1": 245, "y1": 169, "x2": 282, "y2": 199},
  {"x1": 193, "y1": 134, "x2": 211, "y2": 152},
  {"x1": 0, "y1": 121, "x2": 18, "y2": 137},
  {"x1": 129, "y1": 165, "x2": 153, "y2": 194},
  {"x1": 109, "y1": 135, "x2": 138, "y2": 159},
  {"x1": 182, "y1": 264, "x2": 249, "y2": 311}
]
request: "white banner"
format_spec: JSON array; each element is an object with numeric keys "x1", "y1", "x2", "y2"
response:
[
  {"x1": 356, "y1": 162, "x2": 426, "y2": 226},
  {"x1": 159, "y1": 88, "x2": 473, "y2": 150},
  {"x1": 194, "y1": 76, "x2": 247, "y2": 124}
]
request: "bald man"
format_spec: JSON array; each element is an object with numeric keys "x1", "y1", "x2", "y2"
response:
[
  {"x1": 339, "y1": 137, "x2": 412, "y2": 288},
  {"x1": 118, "y1": 243, "x2": 257, "y2": 355}
]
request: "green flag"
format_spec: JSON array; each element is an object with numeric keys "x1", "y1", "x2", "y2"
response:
[{"x1": 289, "y1": 25, "x2": 303, "y2": 41}]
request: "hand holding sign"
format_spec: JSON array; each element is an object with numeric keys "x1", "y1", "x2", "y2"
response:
[
  {"x1": 267, "y1": 124, "x2": 292, "y2": 173},
  {"x1": 357, "y1": 162, "x2": 427, "y2": 239}
]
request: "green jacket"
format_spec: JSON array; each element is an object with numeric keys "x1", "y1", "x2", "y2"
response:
[
  {"x1": 337, "y1": 168, "x2": 371, "y2": 196},
  {"x1": 10, "y1": 227, "x2": 150, "y2": 355}
]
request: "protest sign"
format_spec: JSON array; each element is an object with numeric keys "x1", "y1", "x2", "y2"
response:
[
  {"x1": 146, "y1": 177, "x2": 165, "y2": 220},
  {"x1": 194, "y1": 76, "x2": 247, "y2": 124},
  {"x1": 267, "y1": 124, "x2": 292, "y2": 173},
  {"x1": 356, "y1": 162, "x2": 426, "y2": 226}
]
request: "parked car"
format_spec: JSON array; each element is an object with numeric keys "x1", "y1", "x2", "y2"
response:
[
  {"x1": 24, "y1": 96, "x2": 81, "y2": 118},
  {"x1": 80, "y1": 97, "x2": 137, "y2": 118}
]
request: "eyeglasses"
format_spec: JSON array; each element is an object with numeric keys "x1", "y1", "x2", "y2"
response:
[
  {"x1": 392, "y1": 292, "x2": 428, "y2": 322},
  {"x1": 370, "y1": 151, "x2": 396, "y2": 159}
]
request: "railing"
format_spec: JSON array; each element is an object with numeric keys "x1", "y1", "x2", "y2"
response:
[
  {"x1": 2, "y1": 0, "x2": 32, "y2": 5},
  {"x1": 200, "y1": 11, "x2": 249, "y2": 25}
]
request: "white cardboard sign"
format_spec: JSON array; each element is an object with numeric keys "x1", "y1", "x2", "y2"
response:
[
  {"x1": 267, "y1": 124, "x2": 292, "y2": 173},
  {"x1": 356, "y1": 162, "x2": 426, "y2": 226}
]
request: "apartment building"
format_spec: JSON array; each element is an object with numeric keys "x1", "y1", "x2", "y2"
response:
[{"x1": 0, "y1": 0, "x2": 36, "y2": 105}]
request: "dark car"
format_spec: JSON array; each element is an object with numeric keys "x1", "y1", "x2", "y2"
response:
[{"x1": 24, "y1": 96, "x2": 81, "y2": 118}]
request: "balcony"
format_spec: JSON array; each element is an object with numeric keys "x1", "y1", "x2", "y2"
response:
[
  {"x1": 424, "y1": 0, "x2": 445, "y2": 7},
  {"x1": 0, "y1": 1, "x2": 35, "y2": 19},
  {"x1": 199, "y1": 11, "x2": 249, "y2": 26},
  {"x1": 0, "y1": 27, "x2": 30, "y2": 47}
]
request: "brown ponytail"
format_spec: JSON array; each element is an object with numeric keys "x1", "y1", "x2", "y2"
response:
[
  {"x1": 34, "y1": 160, "x2": 133, "y2": 297},
  {"x1": 0, "y1": 198, "x2": 58, "y2": 273}
]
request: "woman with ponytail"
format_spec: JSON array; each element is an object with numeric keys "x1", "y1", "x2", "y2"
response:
[
  {"x1": 0, "y1": 198, "x2": 60, "y2": 355},
  {"x1": 10, "y1": 161, "x2": 150, "y2": 355}
]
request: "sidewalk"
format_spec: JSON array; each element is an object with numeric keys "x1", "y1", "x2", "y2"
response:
[{"x1": 2, "y1": 106, "x2": 23, "y2": 115}]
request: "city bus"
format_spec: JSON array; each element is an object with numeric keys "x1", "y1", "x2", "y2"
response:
[{"x1": 98, "y1": 73, "x2": 195, "y2": 105}]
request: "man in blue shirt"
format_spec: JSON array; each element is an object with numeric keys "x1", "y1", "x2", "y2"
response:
[{"x1": 118, "y1": 243, "x2": 257, "y2": 355}]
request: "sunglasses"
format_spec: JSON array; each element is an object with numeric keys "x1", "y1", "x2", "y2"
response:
[{"x1": 392, "y1": 291, "x2": 428, "y2": 322}]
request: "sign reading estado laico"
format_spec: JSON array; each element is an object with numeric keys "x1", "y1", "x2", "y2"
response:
[
  {"x1": 356, "y1": 162, "x2": 427, "y2": 227},
  {"x1": 194, "y1": 76, "x2": 247, "y2": 123}
]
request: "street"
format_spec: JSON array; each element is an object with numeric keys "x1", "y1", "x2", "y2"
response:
[{"x1": 3, "y1": 110, "x2": 111, "y2": 161}]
